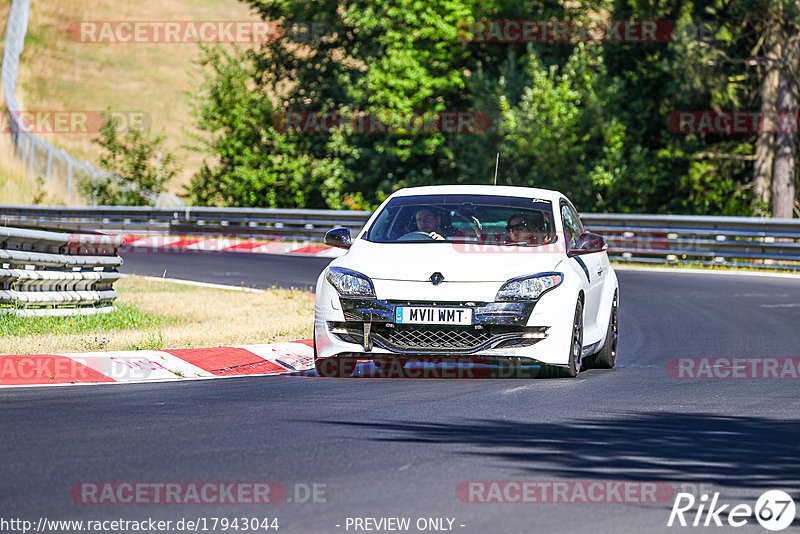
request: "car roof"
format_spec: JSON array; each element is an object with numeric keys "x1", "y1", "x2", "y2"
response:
[{"x1": 388, "y1": 185, "x2": 565, "y2": 202}]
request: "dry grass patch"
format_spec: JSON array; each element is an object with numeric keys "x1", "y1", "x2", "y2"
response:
[
  {"x1": 0, "y1": 275, "x2": 314, "y2": 355},
  {"x1": 16, "y1": 0, "x2": 263, "y2": 194}
]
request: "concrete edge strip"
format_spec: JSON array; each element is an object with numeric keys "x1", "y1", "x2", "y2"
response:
[{"x1": 0, "y1": 340, "x2": 314, "y2": 387}]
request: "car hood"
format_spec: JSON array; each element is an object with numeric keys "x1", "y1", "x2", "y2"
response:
[{"x1": 332, "y1": 239, "x2": 565, "y2": 282}]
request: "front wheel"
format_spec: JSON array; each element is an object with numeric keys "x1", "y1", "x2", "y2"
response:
[
  {"x1": 544, "y1": 299, "x2": 583, "y2": 378},
  {"x1": 315, "y1": 356, "x2": 357, "y2": 377},
  {"x1": 588, "y1": 290, "x2": 618, "y2": 369}
]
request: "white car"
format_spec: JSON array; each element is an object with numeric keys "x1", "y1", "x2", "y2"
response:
[{"x1": 313, "y1": 185, "x2": 619, "y2": 378}]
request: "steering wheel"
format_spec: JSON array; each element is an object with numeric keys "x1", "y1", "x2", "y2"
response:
[
  {"x1": 450, "y1": 213, "x2": 482, "y2": 240},
  {"x1": 397, "y1": 231, "x2": 437, "y2": 241}
]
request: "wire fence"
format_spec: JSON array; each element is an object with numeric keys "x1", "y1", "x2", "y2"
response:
[{"x1": 2, "y1": 0, "x2": 104, "y2": 205}]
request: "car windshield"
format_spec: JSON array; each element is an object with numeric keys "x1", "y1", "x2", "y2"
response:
[{"x1": 365, "y1": 194, "x2": 557, "y2": 246}]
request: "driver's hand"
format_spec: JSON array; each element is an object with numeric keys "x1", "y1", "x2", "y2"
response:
[{"x1": 428, "y1": 232, "x2": 445, "y2": 241}]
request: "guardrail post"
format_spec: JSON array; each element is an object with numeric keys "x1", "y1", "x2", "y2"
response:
[
  {"x1": 28, "y1": 137, "x2": 35, "y2": 172},
  {"x1": 92, "y1": 171, "x2": 98, "y2": 206},
  {"x1": 45, "y1": 144, "x2": 53, "y2": 184},
  {"x1": 67, "y1": 160, "x2": 73, "y2": 205}
]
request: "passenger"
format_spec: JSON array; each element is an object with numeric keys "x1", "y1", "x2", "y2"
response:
[{"x1": 504, "y1": 212, "x2": 548, "y2": 245}]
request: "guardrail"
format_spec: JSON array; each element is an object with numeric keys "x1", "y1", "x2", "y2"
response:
[
  {"x1": 0, "y1": 205, "x2": 798, "y2": 270},
  {"x1": 0, "y1": 205, "x2": 372, "y2": 240},
  {"x1": 583, "y1": 213, "x2": 800, "y2": 269},
  {"x1": 0, "y1": 226, "x2": 123, "y2": 316}
]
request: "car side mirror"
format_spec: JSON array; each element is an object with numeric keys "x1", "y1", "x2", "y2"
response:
[
  {"x1": 568, "y1": 232, "x2": 607, "y2": 256},
  {"x1": 324, "y1": 227, "x2": 352, "y2": 249}
]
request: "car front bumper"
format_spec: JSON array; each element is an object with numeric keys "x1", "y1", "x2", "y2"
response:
[{"x1": 314, "y1": 282, "x2": 577, "y2": 367}]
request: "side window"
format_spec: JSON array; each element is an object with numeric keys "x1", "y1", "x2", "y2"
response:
[
  {"x1": 560, "y1": 203, "x2": 581, "y2": 249},
  {"x1": 568, "y1": 203, "x2": 585, "y2": 234}
]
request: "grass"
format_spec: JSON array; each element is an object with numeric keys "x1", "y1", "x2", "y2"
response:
[
  {"x1": 0, "y1": 303, "x2": 168, "y2": 337},
  {"x1": 0, "y1": 275, "x2": 315, "y2": 355},
  {"x1": 13, "y1": 0, "x2": 263, "y2": 198}
]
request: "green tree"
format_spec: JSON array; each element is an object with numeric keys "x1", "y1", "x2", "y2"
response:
[
  {"x1": 186, "y1": 0, "x2": 770, "y2": 214},
  {"x1": 186, "y1": 45, "x2": 352, "y2": 207},
  {"x1": 82, "y1": 113, "x2": 178, "y2": 206}
]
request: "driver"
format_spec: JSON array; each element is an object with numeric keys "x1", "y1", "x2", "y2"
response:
[
  {"x1": 414, "y1": 208, "x2": 446, "y2": 240},
  {"x1": 504, "y1": 212, "x2": 548, "y2": 245}
]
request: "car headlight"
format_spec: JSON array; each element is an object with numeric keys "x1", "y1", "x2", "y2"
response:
[
  {"x1": 496, "y1": 272, "x2": 563, "y2": 301},
  {"x1": 326, "y1": 267, "x2": 376, "y2": 298}
]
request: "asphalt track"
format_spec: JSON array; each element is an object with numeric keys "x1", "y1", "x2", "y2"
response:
[
  {"x1": 1, "y1": 253, "x2": 799, "y2": 533},
  {"x1": 119, "y1": 251, "x2": 331, "y2": 290}
]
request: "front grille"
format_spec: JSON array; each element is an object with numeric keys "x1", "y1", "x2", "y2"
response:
[
  {"x1": 328, "y1": 322, "x2": 546, "y2": 353},
  {"x1": 380, "y1": 325, "x2": 492, "y2": 350}
]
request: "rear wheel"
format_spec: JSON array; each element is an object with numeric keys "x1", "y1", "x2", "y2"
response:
[
  {"x1": 315, "y1": 356, "x2": 357, "y2": 378},
  {"x1": 589, "y1": 290, "x2": 618, "y2": 369}
]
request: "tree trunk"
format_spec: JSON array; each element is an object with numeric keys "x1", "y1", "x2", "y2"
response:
[
  {"x1": 771, "y1": 33, "x2": 799, "y2": 218},
  {"x1": 753, "y1": 34, "x2": 780, "y2": 215}
]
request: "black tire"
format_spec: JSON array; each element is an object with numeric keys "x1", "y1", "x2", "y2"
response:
[
  {"x1": 555, "y1": 299, "x2": 583, "y2": 378},
  {"x1": 591, "y1": 290, "x2": 618, "y2": 369},
  {"x1": 315, "y1": 356, "x2": 357, "y2": 378}
]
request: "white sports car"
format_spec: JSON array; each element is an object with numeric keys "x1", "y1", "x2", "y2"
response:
[{"x1": 313, "y1": 185, "x2": 619, "y2": 378}]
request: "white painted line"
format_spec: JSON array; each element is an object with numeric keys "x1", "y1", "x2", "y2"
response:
[
  {"x1": 119, "y1": 274, "x2": 266, "y2": 293},
  {"x1": 761, "y1": 303, "x2": 800, "y2": 308},
  {"x1": 614, "y1": 265, "x2": 800, "y2": 280}
]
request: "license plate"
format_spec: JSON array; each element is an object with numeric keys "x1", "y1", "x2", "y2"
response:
[{"x1": 394, "y1": 306, "x2": 472, "y2": 325}]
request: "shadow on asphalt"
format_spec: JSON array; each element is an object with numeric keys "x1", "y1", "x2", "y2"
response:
[{"x1": 323, "y1": 413, "x2": 800, "y2": 491}]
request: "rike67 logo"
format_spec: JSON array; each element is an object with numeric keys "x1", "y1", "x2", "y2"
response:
[{"x1": 668, "y1": 490, "x2": 796, "y2": 531}]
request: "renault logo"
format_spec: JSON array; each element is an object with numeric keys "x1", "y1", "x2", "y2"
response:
[{"x1": 429, "y1": 272, "x2": 444, "y2": 285}]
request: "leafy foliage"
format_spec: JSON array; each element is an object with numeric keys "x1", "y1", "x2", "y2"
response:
[
  {"x1": 184, "y1": 0, "x2": 785, "y2": 215},
  {"x1": 186, "y1": 45, "x2": 352, "y2": 208},
  {"x1": 83, "y1": 113, "x2": 179, "y2": 206}
]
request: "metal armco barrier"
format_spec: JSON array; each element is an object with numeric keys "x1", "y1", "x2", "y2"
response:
[
  {"x1": 0, "y1": 226, "x2": 123, "y2": 316},
  {"x1": 0, "y1": 205, "x2": 372, "y2": 240},
  {"x1": 581, "y1": 213, "x2": 800, "y2": 269},
  {"x1": 0, "y1": 205, "x2": 799, "y2": 270}
]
